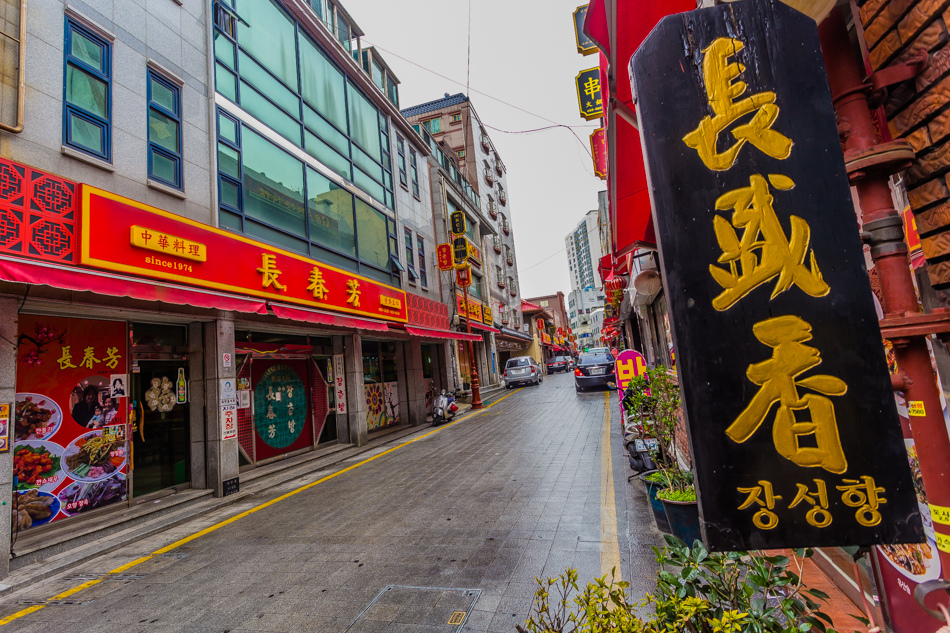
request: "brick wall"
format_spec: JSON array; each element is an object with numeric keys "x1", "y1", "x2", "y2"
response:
[{"x1": 861, "y1": 0, "x2": 950, "y2": 291}]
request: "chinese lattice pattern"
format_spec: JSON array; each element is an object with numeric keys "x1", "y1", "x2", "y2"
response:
[
  {"x1": 0, "y1": 157, "x2": 77, "y2": 263},
  {"x1": 408, "y1": 293, "x2": 450, "y2": 330}
]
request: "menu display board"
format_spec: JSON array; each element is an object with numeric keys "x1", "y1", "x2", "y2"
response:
[{"x1": 13, "y1": 315, "x2": 128, "y2": 530}]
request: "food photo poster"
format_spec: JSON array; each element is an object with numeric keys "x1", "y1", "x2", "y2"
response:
[{"x1": 14, "y1": 315, "x2": 129, "y2": 531}]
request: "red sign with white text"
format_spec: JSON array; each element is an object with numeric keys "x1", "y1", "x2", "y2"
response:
[
  {"x1": 591, "y1": 127, "x2": 607, "y2": 180},
  {"x1": 79, "y1": 187, "x2": 407, "y2": 322}
]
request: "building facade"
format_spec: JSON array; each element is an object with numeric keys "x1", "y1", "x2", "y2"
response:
[
  {"x1": 402, "y1": 94, "x2": 529, "y2": 375},
  {"x1": 0, "y1": 0, "x2": 484, "y2": 576}
]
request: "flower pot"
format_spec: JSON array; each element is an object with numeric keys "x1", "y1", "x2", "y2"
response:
[
  {"x1": 660, "y1": 497, "x2": 701, "y2": 545},
  {"x1": 639, "y1": 471, "x2": 671, "y2": 532}
]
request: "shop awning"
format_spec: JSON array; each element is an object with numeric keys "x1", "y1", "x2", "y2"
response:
[
  {"x1": 269, "y1": 303, "x2": 390, "y2": 332},
  {"x1": 0, "y1": 255, "x2": 268, "y2": 314},
  {"x1": 461, "y1": 319, "x2": 500, "y2": 334},
  {"x1": 404, "y1": 326, "x2": 481, "y2": 342},
  {"x1": 497, "y1": 327, "x2": 533, "y2": 342}
]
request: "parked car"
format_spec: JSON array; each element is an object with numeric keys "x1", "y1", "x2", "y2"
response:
[
  {"x1": 504, "y1": 356, "x2": 543, "y2": 388},
  {"x1": 574, "y1": 351, "x2": 617, "y2": 392},
  {"x1": 546, "y1": 355, "x2": 570, "y2": 374}
]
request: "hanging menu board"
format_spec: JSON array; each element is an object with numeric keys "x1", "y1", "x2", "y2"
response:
[{"x1": 13, "y1": 315, "x2": 128, "y2": 531}]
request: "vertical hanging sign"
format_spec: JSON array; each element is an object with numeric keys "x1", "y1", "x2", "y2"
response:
[
  {"x1": 590, "y1": 127, "x2": 607, "y2": 180},
  {"x1": 631, "y1": 0, "x2": 922, "y2": 550},
  {"x1": 332, "y1": 354, "x2": 346, "y2": 413},
  {"x1": 575, "y1": 68, "x2": 602, "y2": 121}
]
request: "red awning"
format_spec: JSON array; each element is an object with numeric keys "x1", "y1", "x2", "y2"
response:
[
  {"x1": 269, "y1": 303, "x2": 390, "y2": 331},
  {"x1": 0, "y1": 255, "x2": 268, "y2": 314},
  {"x1": 462, "y1": 319, "x2": 500, "y2": 334},
  {"x1": 405, "y1": 326, "x2": 481, "y2": 342}
]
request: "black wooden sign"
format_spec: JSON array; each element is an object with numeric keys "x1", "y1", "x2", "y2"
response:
[{"x1": 631, "y1": 0, "x2": 922, "y2": 550}]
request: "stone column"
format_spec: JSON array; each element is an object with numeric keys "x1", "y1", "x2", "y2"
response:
[
  {"x1": 404, "y1": 340, "x2": 426, "y2": 426},
  {"x1": 395, "y1": 342, "x2": 410, "y2": 425},
  {"x1": 188, "y1": 322, "x2": 207, "y2": 490},
  {"x1": 203, "y1": 319, "x2": 238, "y2": 497},
  {"x1": 344, "y1": 333, "x2": 367, "y2": 446},
  {"x1": 0, "y1": 297, "x2": 17, "y2": 578}
]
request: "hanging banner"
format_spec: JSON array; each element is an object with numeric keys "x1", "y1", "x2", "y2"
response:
[
  {"x1": 14, "y1": 315, "x2": 129, "y2": 530},
  {"x1": 450, "y1": 211, "x2": 467, "y2": 236},
  {"x1": 575, "y1": 67, "x2": 602, "y2": 121},
  {"x1": 332, "y1": 354, "x2": 346, "y2": 413},
  {"x1": 591, "y1": 127, "x2": 607, "y2": 180},
  {"x1": 436, "y1": 244, "x2": 454, "y2": 271},
  {"x1": 631, "y1": 0, "x2": 922, "y2": 550}
]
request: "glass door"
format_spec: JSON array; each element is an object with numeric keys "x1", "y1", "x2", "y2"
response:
[{"x1": 130, "y1": 360, "x2": 191, "y2": 498}]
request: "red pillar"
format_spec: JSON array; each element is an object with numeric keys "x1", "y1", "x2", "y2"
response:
[{"x1": 820, "y1": 8, "x2": 950, "y2": 574}]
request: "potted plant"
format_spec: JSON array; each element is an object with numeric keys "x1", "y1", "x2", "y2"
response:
[{"x1": 623, "y1": 366, "x2": 699, "y2": 540}]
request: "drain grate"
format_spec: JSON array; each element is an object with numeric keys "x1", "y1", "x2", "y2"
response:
[{"x1": 345, "y1": 585, "x2": 480, "y2": 632}]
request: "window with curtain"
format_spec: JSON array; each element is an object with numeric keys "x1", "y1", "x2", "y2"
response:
[
  {"x1": 64, "y1": 20, "x2": 111, "y2": 160},
  {"x1": 237, "y1": 0, "x2": 298, "y2": 91},
  {"x1": 299, "y1": 35, "x2": 346, "y2": 130},
  {"x1": 356, "y1": 199, "x2": 389, "y2": 269},
  {"x1": 347, "y1": 81, "x2": 381, "y2": 160},
  {"x1": 307, "y1": 167, "x2": 356, "y2": 257}
]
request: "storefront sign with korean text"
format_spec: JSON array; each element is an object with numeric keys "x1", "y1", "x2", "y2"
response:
[
  {"x1": 631, "y1": 0, "x2": 922, "y2": 549},
  {"x1": 14, "y1": 315, "x2": 129, "y2": 530},
  {"x1": 80, "y1": 187, "x2": 407, "y2": 323}
]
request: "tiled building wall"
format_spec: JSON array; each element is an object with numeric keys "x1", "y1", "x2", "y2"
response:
[{"x1": 861, "y1": 0, "x2": 950, "y2": 292}]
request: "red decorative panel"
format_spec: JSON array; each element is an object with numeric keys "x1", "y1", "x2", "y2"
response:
[
  {"x1": 407, "y1": 292, "x2": 450, "y2": 330},
  {"x1": 0, "y1": 157, "x2": 77, "y2": 263}
]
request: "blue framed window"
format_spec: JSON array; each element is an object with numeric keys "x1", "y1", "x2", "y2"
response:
[
  {"x1": 63, "y1": 20, "x2": 111, "y2": 160},
  {"x1": 147, "y1": 71, "x2": 183, "y2": 188}
]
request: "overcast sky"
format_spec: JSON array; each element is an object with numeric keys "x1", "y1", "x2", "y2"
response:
[{"x1": 351, "y1": 0, "x2": 606, "y2": 299}]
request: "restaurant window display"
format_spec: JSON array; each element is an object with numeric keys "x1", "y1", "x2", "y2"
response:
[
  {"x1": 13, "y1": 315, "x2": 129, "y2": 531},
  {"x1": 362, "y1": 340, "x2": 400, "y2": 430}
]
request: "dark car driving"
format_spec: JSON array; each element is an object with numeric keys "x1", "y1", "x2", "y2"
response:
[
  {"x1": 574, "y1": 351, "x2": 616, "y2": 392},
  {"x1": 546, "y1": 355, "x2": 570, "y2": 374}
]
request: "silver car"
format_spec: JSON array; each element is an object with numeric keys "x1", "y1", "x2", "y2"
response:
[{"x1": 504, "y1": 356, "x2": 543, "y2": 388}]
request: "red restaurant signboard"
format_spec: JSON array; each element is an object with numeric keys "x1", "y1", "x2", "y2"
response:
[
  {"x1": 80, "y1": 187, "x2": 407, "y2": 323},
  {"x1": 590, "y1": 127, "x2": 607, "y2": 180}
]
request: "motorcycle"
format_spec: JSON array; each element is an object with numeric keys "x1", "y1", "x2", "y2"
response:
[
  {"x1": 621, "y1": 384, "x2": 658, "y2": 478},
  {"x1": 432, "y1": 389, "x2": 459, "y2": 426}
]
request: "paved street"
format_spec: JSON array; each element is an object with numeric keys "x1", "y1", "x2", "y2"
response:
[{"x1": 0, "y1": 373, "x2": 660, "y2": 633}]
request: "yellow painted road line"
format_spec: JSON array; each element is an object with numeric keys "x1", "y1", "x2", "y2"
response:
[
  {"x1": 0, "y1": 388, "x2": 523, "y2": 627},
  {"x1": 600, "y1": 390, "x2": 622, "y2": 580}
]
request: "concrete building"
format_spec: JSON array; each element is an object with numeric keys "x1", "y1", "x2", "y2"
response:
[
  {"x1": 569, "y1": 287, "x2": 606, "y2": 346},
  {"x1": 566, "y1": 209, "x2": 602, "y2": 297},
  {"x1": 0, "y1": 0, "x2": 465, "y2": 577},
  {"x1": 402, "y1": 93, "x2": 528, "y2": 372}
]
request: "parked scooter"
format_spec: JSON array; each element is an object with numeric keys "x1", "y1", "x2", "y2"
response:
[
  {"x1": 621, "y1": 384, "x2": 658, "y2": 479},
  {"x1": 432, "y1": 389, "x2": 459, "y2": 426}
]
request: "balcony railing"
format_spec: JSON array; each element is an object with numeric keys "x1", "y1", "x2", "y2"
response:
[
  {"x1": 502, "y1": 218, "x2": 510, "y2": 235},
  {"x1": 488, "y1": 198, "x2": 498, "y2": 219},
  {"x1": 480, "y1": 133, "x2": 490, "y2": 150},
  {"x1": 499, "y1": 190, "x2": 507, "y2": 206},
  {"x1": 495, "y1": 160, "x2": 503, "y2": 176},
  {"x1": 493, "y1": 235, "x2": 502, "y2": 253},
  {"x1": 484, "y1": 168, "x2": 494, "y2": 185}
]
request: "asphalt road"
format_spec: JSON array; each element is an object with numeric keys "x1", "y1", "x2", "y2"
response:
[{"x1": 0, "y1": 372, "x2": 661, "y2": 633}]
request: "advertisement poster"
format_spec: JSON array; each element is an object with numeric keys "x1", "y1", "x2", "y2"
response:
[{"x1": 14, "y1": 315, "x2": 128, "y2": 531}]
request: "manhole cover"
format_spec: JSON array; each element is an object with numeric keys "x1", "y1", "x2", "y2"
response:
[{"x1": 345, "y1": 585, "x2": 480, "y2": 632}]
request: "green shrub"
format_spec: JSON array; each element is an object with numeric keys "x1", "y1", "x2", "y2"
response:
[
  {"x1": 656, "y1": 485, "x2": 696, "y2": 502},
  {"x1": 642, "y1": 471, "x2": 666, "y2": 484},
  {"x1": 521, "y1": 537, "x2": 840, "y2": 633}
]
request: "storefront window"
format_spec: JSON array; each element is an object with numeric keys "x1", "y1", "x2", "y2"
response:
[{"x1": 362, "y1": 341, "x2": 381, "y2": 384}]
